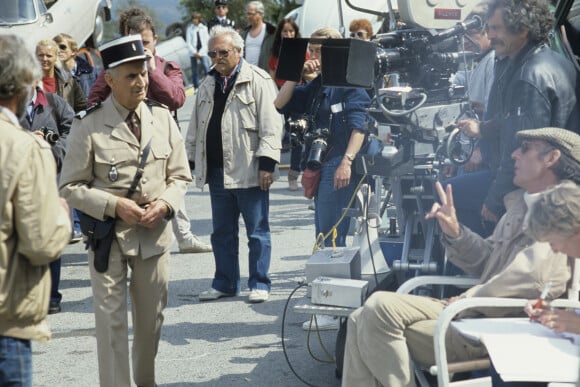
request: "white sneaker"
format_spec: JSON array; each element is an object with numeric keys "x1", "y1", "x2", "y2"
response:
[
  {"x1": 198, "y1": 288, "x2": 236, "y2": 301},
  {"x1": 302, "y1": 314, "x2": 340, "y2": 331},
  {"x1": 178, "y1": 235, "x2": 212, "y2": 253},
  {"x1": 248, "y1": 289, "x2": 269, "y2": 303}
]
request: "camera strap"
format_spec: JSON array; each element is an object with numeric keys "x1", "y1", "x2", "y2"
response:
[{"x1": 126, "y1": 139, "x2": 152, "y2": 199}]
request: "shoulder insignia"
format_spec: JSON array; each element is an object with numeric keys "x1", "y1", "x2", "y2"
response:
[
  {"x1": 145, "y1": 98, "x2": 169, "y2": 110},
  {"x1": 75, "y1": 102, "x2": 102, "y2": 119}
]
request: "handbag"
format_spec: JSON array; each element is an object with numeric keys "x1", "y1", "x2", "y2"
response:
[
  {"x1": 78, "y1": 139, "x2": 152, "y2": 273},
  {"x1": 301, "y1": 168, "x2": 321, "y2": 199}
]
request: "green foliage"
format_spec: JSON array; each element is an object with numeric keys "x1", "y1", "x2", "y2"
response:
[
  {"x1": 103, "y1": 0, "x2": 166, "y2": 41},
  {"x1": 178, "y1": 0, "x2": 302, "y2": 29}
]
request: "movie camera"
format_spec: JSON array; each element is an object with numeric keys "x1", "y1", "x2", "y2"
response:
[{"x1": 320, "y1": 0, "x2": 482, "y2": 280}]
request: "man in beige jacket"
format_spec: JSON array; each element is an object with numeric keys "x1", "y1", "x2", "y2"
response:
[
  {"x1": 186, "y1": 26, "x2": 282, "y2": 303},
  {"x1": 0, "y1": 34, "x2": 71, "y2": 385},
  {"x1": 60, "y1": 35, "x2": 192, "y2": 387},
  {"x1": 342, "y1": 127, "x2": 580, "y2": 387}
]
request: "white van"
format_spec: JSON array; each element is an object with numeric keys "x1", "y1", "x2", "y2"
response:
[{"x1": 0, "y1": 0, "x2": 112, "y2": 52}]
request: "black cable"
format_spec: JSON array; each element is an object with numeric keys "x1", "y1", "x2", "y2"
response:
[{"x1": 281, "y1": 283, "x2": 319, "y2": 387}]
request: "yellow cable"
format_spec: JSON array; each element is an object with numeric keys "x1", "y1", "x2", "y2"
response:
[{"x1": 310, "y1": 172, "x2": 368, "y2": 252}]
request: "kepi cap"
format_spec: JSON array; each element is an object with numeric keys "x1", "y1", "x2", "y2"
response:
[
  {"x1": 99, "y1": 35, "x2": 147, "y2": 70},
  {"x1": 517, "y1": 127, "x2": 580, "y2": 164},
  {"x1": 215, "y1": 0, "x2": 228, "y2": 6}
]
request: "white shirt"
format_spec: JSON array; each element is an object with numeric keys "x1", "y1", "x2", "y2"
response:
[
  {"x1": 244, "y1": 23, "x2": 265, "y2": 66},
  {"x1": 185, "y1": 23, "x2": 209, "y2": 57}
]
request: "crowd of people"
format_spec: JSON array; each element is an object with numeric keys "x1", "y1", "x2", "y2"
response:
[{"x1": 1, "y1": 0, "x2": 580, "y2": 386}]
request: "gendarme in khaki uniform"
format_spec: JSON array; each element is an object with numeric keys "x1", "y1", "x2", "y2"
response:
[{"x1": 59, "y1": 35, "x2": 192, "y2": 387}]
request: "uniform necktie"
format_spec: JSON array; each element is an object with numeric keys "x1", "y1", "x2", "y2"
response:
[
  {"x1": 196, "y1": 29, "x2": 202, "y2": 51},
  {"x1": 126, "y1": 111, "x2": 141, "y2": 142}
]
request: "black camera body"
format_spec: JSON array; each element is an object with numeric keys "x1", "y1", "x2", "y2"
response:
[
  {"x1": 287, "y1": 116, "x2": 310, "y2": 147},
  {"x1": 40, "y1": 127, "x2": 59, "y2": 145}
]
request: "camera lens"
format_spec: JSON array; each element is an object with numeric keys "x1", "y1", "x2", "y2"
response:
[{"x1": 306, "y1": 138, "x2": 327, "y2": 171}]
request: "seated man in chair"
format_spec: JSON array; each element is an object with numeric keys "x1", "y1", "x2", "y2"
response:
[{"x1": 341, "y1": 127, "x2": 580, "y2": 387}]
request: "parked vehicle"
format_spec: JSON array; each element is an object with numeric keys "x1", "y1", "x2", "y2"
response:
[
  {"x1": 0, "y1": 0, "x2": 112, "y2": 52},
  {"x1": 156, "y1": 35, "x2": 193, "y2": 87}
]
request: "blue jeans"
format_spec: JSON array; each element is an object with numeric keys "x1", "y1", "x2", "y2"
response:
[
  {"x1": 190, "y1": 56, "x2": 210, "y2": 88},
  {"x1": 0, "y1": 336, "x2": 32, "y2": 387},
  {"x1": 315, "y1": 156, "x2": 358, "y2": 247},
  {"x1": 49, "y1": 258, "x2": 61, "y2": 303},
  {"x1": 290, "y1": 142, "x2": 303, "y2": 172},
  {"x1": 207, "y1": 167, "x2": 272, "y2": 294}
]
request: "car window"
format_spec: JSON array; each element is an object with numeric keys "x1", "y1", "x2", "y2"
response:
[{"x1": 0, "y1": 0, "x2": 37, "y2": 24}]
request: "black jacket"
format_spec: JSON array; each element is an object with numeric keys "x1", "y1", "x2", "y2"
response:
[
  {"x1": 481, "y1": 42, "x2": 580, "y2": 216},
  {"x1": 19, "y1": 88, "x2": 73, "y2": 173},
  {"x1": 207, "y1": 16, "x2": 235, "y2": 32}
]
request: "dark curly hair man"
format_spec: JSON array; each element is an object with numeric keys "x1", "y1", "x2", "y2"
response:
[{"x1": 443, "y1": 0, "x2": 580, "y2": 238}]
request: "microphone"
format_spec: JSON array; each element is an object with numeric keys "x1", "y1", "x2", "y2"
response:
[{"x1": 432, "y1": 15, "x2": 483, "y2": 42}]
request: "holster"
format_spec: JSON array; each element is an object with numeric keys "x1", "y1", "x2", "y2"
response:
[{"x1": 77, "y1": 211, "x2": 116, "y2": 273}]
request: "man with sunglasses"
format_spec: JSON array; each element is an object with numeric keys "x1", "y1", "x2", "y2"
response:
[
  {"x1": 207, "y1": 0, "x2": 235, "y2": 32},
  {"x1": 342, "y1": 127, "x2": 580, "y2": 386},
  {"x1": 186, "y1": 26, "x2": 282, "y2": 304},
  {"x1": 453, "y1": 0, "x2": 579, "y2": 229}
]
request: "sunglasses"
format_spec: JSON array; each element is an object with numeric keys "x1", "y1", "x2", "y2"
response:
[
  {"x1": 350, "y1": 31, "x2": 367, "y2": 38},
  {"x1": 519, "y1": 140, "x2": 554, "y2": 155},
  {"x1": 215, "y1": 5, "x2": 227, "y2": 9},
  {"x1": 208, "y1": 48, "x2": 233, "y2": 58},
  {"x1": 58, "y1": 44, "x2": 68, "y2": 50}
]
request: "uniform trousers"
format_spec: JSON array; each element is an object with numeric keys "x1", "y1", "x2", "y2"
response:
[
  {"x1": 171, "y1": 199, "x2": 192, "y2": 243},
  {"x1": 89, "y1": 239, "x2": 169, "y2": 387},
  {"x1": 342, "y1": 291, "x2": 487, "y2": 387}
]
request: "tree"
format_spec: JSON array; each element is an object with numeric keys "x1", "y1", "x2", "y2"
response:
[
  {"x1": 178, "y1": 0, "x2": 302, "y2": 30},
  {"x1": 103, "y1": 0, "x2": 164, "y2": 41}
]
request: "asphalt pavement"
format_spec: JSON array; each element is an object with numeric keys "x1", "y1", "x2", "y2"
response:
[{"x1": 33, "y1": 89, "x2": 343, "y2": 387}]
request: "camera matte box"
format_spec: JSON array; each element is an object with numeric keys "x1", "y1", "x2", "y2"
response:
[
  {"x1": 276, "y1": 38, "x2": 309, "y2": 83},
  {"x1": 320, "y1": 38, "x2": 376, "y2": 88},
  {"x1": 311, "y1": 276, "x2": 368, "y2": 308},
  {"x1": 305, "y1": 247, "x2": 361, "y2": 284}
]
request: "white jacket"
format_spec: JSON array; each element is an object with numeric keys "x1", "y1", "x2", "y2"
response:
[{"x1": 186, "y1": 60, "x2": 283, "y2": 189}]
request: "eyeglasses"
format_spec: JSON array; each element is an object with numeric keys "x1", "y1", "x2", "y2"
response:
[
  {"x1": 208, "y1": 48, "x2": 233, "y2": 58},
  {"x1": 58, "y1": 44, "x2": 68, "y2": 51},
  {"x1": 215, "y1": 5, "x2": 227, "y2": 9},
  {"x1": 245, "y1": 12, "x2": 257, "y2": 16},
  {"x1": 349, "y1": 31, "x2": 367, "y2": 38}
]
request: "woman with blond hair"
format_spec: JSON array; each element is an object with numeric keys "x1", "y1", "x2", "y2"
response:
[{"x1": 35, "y1": 39, "x2": 86, "y2": 112}]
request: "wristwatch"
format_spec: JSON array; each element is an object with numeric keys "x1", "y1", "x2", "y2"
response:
[{"x1": 344, "y1": 153, "x2": 356, "y2": 162}]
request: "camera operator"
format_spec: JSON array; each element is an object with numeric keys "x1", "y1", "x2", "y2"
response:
[
  {"x1": 455, "y1": 0, "x2": 579, "y2": 225},
  {"x1": 274, "y1": 27, "x2": 371, "y2": 247},
  {"x1": 20, "y1": 81, "x2": 73, "y2": 315}
]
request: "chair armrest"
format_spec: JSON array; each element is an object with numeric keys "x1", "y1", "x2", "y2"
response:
[
  {"x1": 433, "y1": 297, "x2": 527, "y2": 386},
  {"x1": 396, "y1": 276, "x2": 479, "y2": 295},
  {"x1": 433, "y1": 297, "x2": 580, "y2": 386}
]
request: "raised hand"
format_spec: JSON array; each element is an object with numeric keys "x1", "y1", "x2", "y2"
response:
[{"x1": 424, "y1": 181, "x2": 461, "y2": 238}]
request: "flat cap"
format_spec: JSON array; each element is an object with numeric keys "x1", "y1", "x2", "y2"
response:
[
  {"x1": 215, "y1": 0, "x2": 228, "y2": 6},
  {"x1": 99, "y1": 35, "x2": 147, "y2": 70},
  {"x1": 517, "y1": 127, "x2": 580, "y2": 164}
]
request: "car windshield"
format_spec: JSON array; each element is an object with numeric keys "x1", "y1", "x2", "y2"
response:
[{"x1": 0, "y1": 0, "x2": 37, "y2": 25}]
